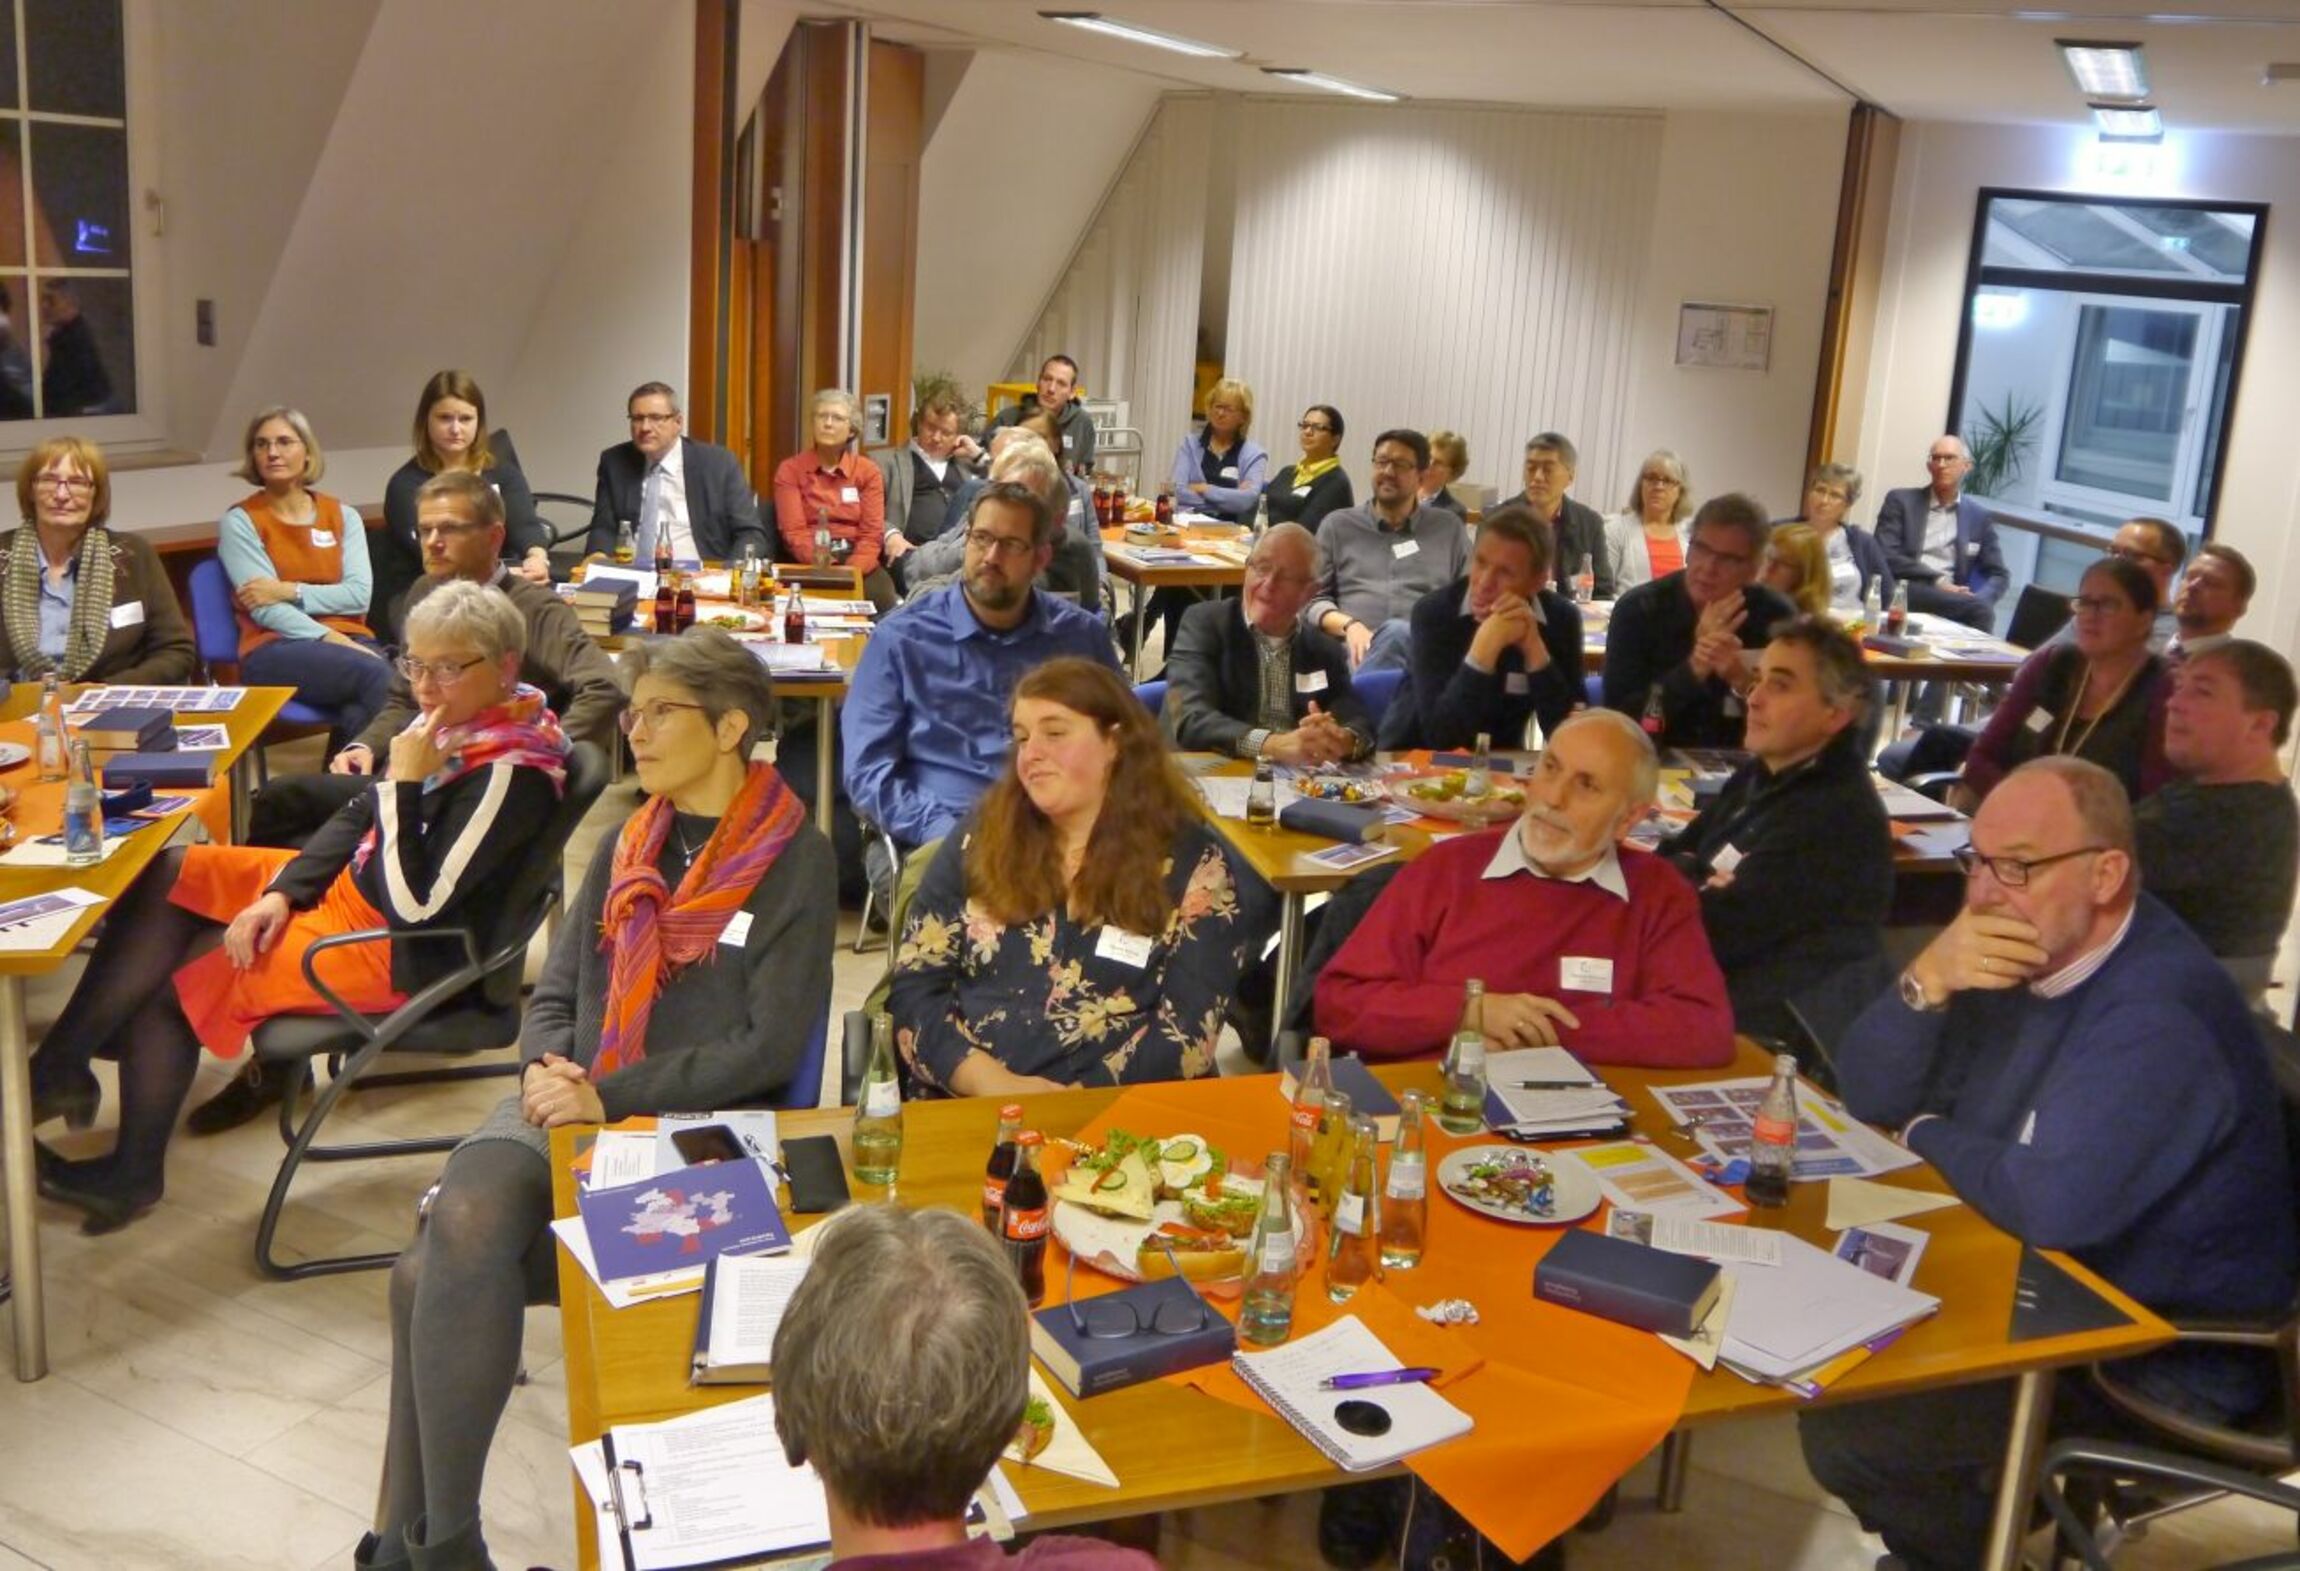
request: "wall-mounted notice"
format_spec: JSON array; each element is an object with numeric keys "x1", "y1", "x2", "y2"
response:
[{"x1": 1675, "y1": 302, "x2": 1773, "y2": 371}]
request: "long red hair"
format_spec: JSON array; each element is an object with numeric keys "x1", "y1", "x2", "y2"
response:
[{"x1": 965, "y1": 658, "x2": 1195, "y2": 934}]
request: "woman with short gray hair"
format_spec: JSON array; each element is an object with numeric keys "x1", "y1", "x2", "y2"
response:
[
  {"x1": 1789, "y1": 460, "x2": 1892, "y2": 612},
  {"x1": 773, "y1": 383, "x2": 896, "y2": 611}
]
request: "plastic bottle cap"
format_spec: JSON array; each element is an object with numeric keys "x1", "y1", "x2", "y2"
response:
[
  {"x1": 1016, "y1": 1131, "x2": 1043, "y2": 1147},
  {"x1": 999, "y1": 1103, "x2": 1025, "y2": 1119}
]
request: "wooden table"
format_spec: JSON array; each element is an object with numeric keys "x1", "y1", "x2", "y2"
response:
[
  {"x1": 552, "y1": 1051, "x2": 2166, "y2": 1571},
  {"x1": 1099, "y1": 527, "x2": 1248, "y2": 672},
  {"x1": 0, "y1": 682, "x2": 291, "y2": 1380}
]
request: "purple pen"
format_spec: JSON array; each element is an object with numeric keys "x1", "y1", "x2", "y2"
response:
[{"x1": 1319, "y1": 1366, "x2": 1442, "y2": 1391}]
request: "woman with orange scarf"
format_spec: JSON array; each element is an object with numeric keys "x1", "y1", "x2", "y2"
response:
[
  {"x1": 365, "y1": 627, "x2": 834, "y2": 1571},
  {"x1": 28, "y1": 582, "x2": 570, "y2": 1237}
]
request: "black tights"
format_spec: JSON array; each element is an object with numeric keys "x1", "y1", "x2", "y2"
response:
[
  {"x1": 378, "y1": 1136, "x2": 557, "y2": 1549},
  {"x1": 31, "y1": 845, "x2": 217, "y2": 1200}
]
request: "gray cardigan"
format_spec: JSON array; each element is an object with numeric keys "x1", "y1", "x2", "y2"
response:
[{"x1": 518, "y1": 809, "x2": 837, "y2": 1118}]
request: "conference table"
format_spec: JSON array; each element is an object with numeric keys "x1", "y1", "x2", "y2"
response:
[
  {"x1": 0, "y1": 681, "x2": 293, "y2": 1381},
  {"x1": 550, "y1": 1049, "x2": 2166, "y2": 1571},
  {"x1": 1099, "y1": 524, "x2": 1249, "y2": 673}
]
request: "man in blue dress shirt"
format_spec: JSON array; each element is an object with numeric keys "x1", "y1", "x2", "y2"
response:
[{"x1": 842, "y1": 481, "x2": 1119, "y2": 901}]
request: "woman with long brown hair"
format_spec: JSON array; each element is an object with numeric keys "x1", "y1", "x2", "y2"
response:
[
  {"x1": 887, "y1": 656, "x2": 1256, "y2": 1096},
  {"x1": 375, "y1": 369, "x2": 547, "y2": 637}
]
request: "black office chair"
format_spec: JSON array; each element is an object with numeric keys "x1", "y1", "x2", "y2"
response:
[
  {"x1": 2036, "y1": 1438, "x2": 2300, "y2": 1570},
  {"x1": 535, "y1": 490, "x2": 595, "y2": 576},
  {"x1": 246, "y1": 741, "x2": 610, "y2": 1280},
  {"x1": 2006, "y1": 583, "x2": 2075, "y2": 651}
]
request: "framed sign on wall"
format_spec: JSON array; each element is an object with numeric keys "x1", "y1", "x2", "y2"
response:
[{"x1": 1675, "y1": 302, "x2": 1774, "y2": 371}]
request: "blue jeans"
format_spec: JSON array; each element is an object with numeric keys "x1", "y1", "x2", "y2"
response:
[
  {"x1": 243, "y1": 635, "x2": 393, "y2": 741},
  {"x1": 1358, "y1": 616, "x2": 1414, "y2": 674}
]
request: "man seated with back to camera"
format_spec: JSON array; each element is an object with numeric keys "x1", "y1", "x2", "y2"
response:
[
  {"x1": 774, "y1": 1204, "x2": 1158, "y2": 1569},
  {"x1": 1160, "y1": 521, "x2": 1372, "y2": 765},
  {"x1": 1660, "y1": 616, "x2": 1893, "y2": 1054},
  {"x1": 1314, "y1": 709, "x2": 1734, "y2": 1068},
  {"x1": 1798, "y1": 755, "x2": 2296, "y2": 1571},
  {"x1": 1382, "y1": 502, "x2": 1583, "y2": 751},
  {"x1": 1600, "y1": 494, "x2": 1793, "y2": 750},
  {"x1": 2139, "y1": 638, "x2": 2299, "y2": 994}
]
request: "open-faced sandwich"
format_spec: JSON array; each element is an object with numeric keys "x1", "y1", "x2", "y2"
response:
[
  {"x1": 1013, "y1": 1394, "x2": 1057, "y2": 1463},
  {"x1": 1048, "y1": 1131, "x2": 1159, "y2": 1220},
  {"x1": 1153, "y1": 1134, "x2": 1220, "y2": 1196},
  {"x1": 1179, "y1": 1174, "x2": 1260, "y2": 1239}
]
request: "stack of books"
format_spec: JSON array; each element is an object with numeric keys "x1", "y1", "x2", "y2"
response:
[
  {"x1": 76, "y1": 705, "x2": 175, "y2": 759},
  {"x1": 568, "y1": 578, "x2": 638, "y2": 638}
]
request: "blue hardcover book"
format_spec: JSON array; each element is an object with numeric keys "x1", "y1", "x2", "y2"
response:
[
  {"x1": 1279, "y1": 797, "x2": 1385, "y2": 843},
  {"x1": 1029, "y1": 1276, "x2": 1237, "y2": 1397},
  {"x1": 577, "y1": 1156, "x2": 792, "y2": 1283},
  {"x1": 98, "y1": 749, "x2": 220, "y2": 788},
  {"x1": 77, "y1": 705, "x2": 176, "y2": 753},
  {"x1": 1533, "y1": 1226, "x2": 1721, "y2": 1339}
]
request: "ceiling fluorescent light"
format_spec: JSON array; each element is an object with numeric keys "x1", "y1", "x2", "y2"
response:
[
  {"x1": 1039, "y1": 12, "x2": 1240, "y2": 60},
  {"x1": 2058, "y1": 39, "x2": 2148, "y2": 100},
  {"x1": 1260, "y1": 68, "x2": 1404, "y2": 103},
  {"x1": 2092, "y1": 103, "x2": 2163, "y2": 141}
]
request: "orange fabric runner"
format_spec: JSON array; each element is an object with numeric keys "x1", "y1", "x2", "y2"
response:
[
  {"x1": 0, "y1": 718, "x2": 234, "y2": 849},
  {"x1": 1063, "y1": 1075, "x2": 1695, "y2": 1562}
]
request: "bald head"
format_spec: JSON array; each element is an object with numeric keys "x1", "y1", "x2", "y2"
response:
[
  {"x1": 1518, "y1": 710, "x2": 1657, "y2": 878},
  {"x1": 1966, "y1": 758, "x2": 2135, "y2": 971}
]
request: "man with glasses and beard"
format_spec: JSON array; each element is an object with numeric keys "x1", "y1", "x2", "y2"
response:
[
  {"x1": 1800, "y1": 755, "x2": 2295, "y2": 1571},
  {"x1": 842, "y1": 482, "x2": 1119, "y2": 905}
]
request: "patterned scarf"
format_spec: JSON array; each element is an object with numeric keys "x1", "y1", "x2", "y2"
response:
[
  {"x1": 591, "y1": 761, "x2": 807, "y2": 1079},
  {"x1": 350, "y1": 685, "x2": 570, "y2": 872},
  {"x1": 5, "y1": 526, "x2": 116, "y2": 681}
]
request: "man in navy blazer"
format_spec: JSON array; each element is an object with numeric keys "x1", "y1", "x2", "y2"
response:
[
  {"x1": 584, "y1": 381, "x2": 770, "y2": 563},
  {"x1": 1870, "y1": 435, "x2": 2007, "y2": 632}
]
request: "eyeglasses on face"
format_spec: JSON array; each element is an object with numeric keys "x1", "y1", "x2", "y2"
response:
[
  {"x1": 628, "y1": 412, "x2": 681, "y2": 428},
  {"x1": 1952, "y1": 843, "x2": 2106, "y2": 888},
  {"x1": 251, "y1": 436, "x2": 304, "y2": 453},
  {"x1": 396, "y1": 654, "x2": 487, "y2": 685},
  {"x1": 416, "y1": 520, "x2": 488, "y2": 540},
  {"x1": 618, "y1": 699, "x2": 708, "y2": 735},
  {"x1": 2070, "y1": 595, "x2": 2135, "y2": 616},
  {"x1": 36, "y1": 473, "x2": 91, "y2": 494},
  {"x1": 2108, "y1": 545, "x2": 2173, "y2": 569},
  {"x1": 965, "y1": 529, "x2": 1036, "y2": 559},
  {"x1": 1297, "y1": 420, "x2": 1333, "y2": 434},
  {"x1": 1926, "y1": 451, "x2": 1966, "y2": 466},
  {"x1": 1688, "y1": 538, "x2": 1753, "y2": 570}
]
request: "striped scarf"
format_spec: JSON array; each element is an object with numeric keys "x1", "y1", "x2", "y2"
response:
[
  {"x1": 350, "y1": 685, "x2": 570, "y2": 872},
  {"x1": 5, "y1": 526, "x2": 116, "y2": 681},
  {"x1": 591, "y1": 761, "x2": 807, "y2": 1078}
]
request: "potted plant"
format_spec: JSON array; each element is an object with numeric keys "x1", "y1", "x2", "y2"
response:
[{"x1": 1964, "y1": 394, "x2": 2044, "y2": 498}]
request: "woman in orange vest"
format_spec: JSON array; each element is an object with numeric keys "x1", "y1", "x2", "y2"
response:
[{"x1": 218, "y1": 405, "x2": 393, "y2": 741}]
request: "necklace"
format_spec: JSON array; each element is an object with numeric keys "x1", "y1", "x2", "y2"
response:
[
  {"x1": 2053, "y1": 656, "x2": 2145, "y2": 760},
  {"x1": 672, "y1": 818, "x2": 704, "y2": 865}
]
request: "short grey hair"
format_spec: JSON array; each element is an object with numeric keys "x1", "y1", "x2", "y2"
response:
[
  {"x1": 1769, "y1": 614, "x2": 1872, "y2": 724},
  {"x1": 232, "y1": 405, "x2": 325, "y2": 487},
  {"x1": 1807, "y1": 461, "x2": 1864, "y2": 508},
  {"x1": 1250, "y1": 520, "x2": 1322, "y2": 578},
  {"x1": 403, "y1": 579, "x2": 526, "y2": 663},
  {"x1": 772, "y1": 1206, "x2": 1028, "y2": 1529},
  {"x1": 1556, "y1": 707, "x2": 1659, "y2": 805},
  {"x1": 1622, "y1": 448, "x2": 1691, "y2": 522},
  {"x1": 809, "y1": 387, "x2": 858, "y2": 425},
  {"x1": 988, "y1": 434, "x2": 1065, "y2": 511},
  {"x1": 627, "y1": 626, "x2": 775, "y2": 752},
  {"x1": 2013, "y1": 756, "x2": 2136, "y2": 860}
]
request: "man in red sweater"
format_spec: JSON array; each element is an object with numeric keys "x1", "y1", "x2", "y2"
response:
[{"x1": 1315, "y1": 708, "x2": 1734, "y2": 1066}]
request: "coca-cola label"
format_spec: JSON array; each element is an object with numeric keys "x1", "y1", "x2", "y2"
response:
[
  {"x1": 1385, "y1": 1155, "x2": 1425, "y2": 1201},
  {"x1": 1256, "y1": 1233, "x2": 1295, "y2": 1276},
  {"x1": 863, "y1": 1081, "x2": 899, "y2": 1119},
  {"x1": 1290, "y1": 1099, "x2": 1320, "y2": 1132},
  {"x1": 1336, "y1": 1193, "x2": 1366, "y2": 1234},
  {"x1": 1002, "y1": 1206, "x2": 1049, "y2": 1241},
  {"x1": 982, "y1": 1181, "x2": 1006, "y2": 1216},
  {"x1": 1751, "y1": 1113, "x2": 1796, "y2": 1147}
]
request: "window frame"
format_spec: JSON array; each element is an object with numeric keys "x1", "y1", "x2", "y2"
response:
[{"x1": 1943, "y1": 185, "x2": 2269, "y2": 541}]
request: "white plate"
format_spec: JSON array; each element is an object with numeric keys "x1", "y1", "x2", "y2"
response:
[
  {"x1": 697, "y1": 608, "x2": 768, "y2": 633},
  {"x1": 1435, "y1": 1146, "x2": 1602, "y2": 1226},
  {"x1": 0, "y1": 742, "x2": 27, "y2": 770},
  {"x1": 1051, "y1": 1173, "x2": 1304, "y2": 1297}
]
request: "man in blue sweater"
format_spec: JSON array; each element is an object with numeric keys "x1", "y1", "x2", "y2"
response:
[{"x1": 1799, "y1": 755, "x2": 2295, "y2": 1571}]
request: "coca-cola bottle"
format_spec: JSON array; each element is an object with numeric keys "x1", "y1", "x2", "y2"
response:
[
  {"x1": 674, "y1": 576, "x2": 697, "y2": 633},
  {"x1": 982, "y1": 1103, "x2": 1024, "y2": 1229},
  {"x1": 999, "y1": 1132, "x2": 1051, "y2": 1303},
  {"x1": 782, "y1": 584, "x2": 807, "y2": 646},
  {"x1": 653, "y1": 576, "x2": 675, "y2": 635}
]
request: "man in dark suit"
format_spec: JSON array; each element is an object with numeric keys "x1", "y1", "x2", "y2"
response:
[
  {"x1": 1871, "y1": 435, "x2": 2008, "y2": 632},
  {"x1": 1602, "y1": 493, "x2": 1794, "y2": 748},
  {"x1": 583, "y1": 381, "x2": 770, "y2": 563},
  {"x1": 1162, "y1": 522, "x2": 1372, "y2": 762},
  {"x1": 1522, "y1": 431, "x2": 1610, "y2": 599}
]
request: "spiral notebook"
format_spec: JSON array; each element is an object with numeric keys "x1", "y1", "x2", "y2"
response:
[{"x1": 1231, "y1": 1315, "x2": 1472, "y2": 1471}]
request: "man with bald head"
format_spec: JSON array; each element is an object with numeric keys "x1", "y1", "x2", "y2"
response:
[
  {"x1": 1800, "y1": 755, "x2": 2295, "y2": 1571},
  {"x1": 1872, "y1": 434, "x2": 2007, "y2": 632},
  {"x1": 1315, "y1": 709, "x2": 1733, "y2": 1067},
  {"x1": 1162, "y1": 522, "x2": 1371, "y2": 763}
]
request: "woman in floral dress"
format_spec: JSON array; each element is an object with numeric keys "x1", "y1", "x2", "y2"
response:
[{"x1": 887, "y1": 657, "x2": 1260, "y2": 1095}]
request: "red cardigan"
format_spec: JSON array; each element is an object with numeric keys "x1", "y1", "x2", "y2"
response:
[{"x1": 1314, "y1": 829, "x2": 1736, "y2": 1067}]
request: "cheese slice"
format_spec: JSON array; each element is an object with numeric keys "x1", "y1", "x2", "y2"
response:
[{"x1": 1051, "y1": 1149, "x2": 1156, "y2": 1220}]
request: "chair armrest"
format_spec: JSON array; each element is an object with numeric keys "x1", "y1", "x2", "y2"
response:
[
  {"x1": 296, "y1": 925, "x2": 484, "y2": 1037},
  {"x1": 2144, "y1": 1316, "x2": 2288, "y2": 1350},
  {"x1": 2038, "y1": 1437, "x2": 2300, "y2": 1546},
  {"x1": 1903, "y1": 771, "x2": 1964, "y2": 803}
]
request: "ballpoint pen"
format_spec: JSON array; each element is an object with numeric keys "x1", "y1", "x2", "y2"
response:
[{"x1": 1318, "y1": 1367, "x2": 1442, "y2": 1390}]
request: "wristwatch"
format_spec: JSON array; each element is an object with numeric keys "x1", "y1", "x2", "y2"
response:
[
  {"x1": 290, "y1": 584, "x2": 304, "y2": 607},
  {"x1": 1898, "y1": 968, "x2": 1946, "y2": 1013}
]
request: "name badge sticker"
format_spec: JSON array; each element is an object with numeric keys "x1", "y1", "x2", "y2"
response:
[
  {"x1": 1504, "y1": 672, "x2": 1530, "y2": 695},
  {"x1": 1095, "y1": 927, "x2": 1155, "y2": 968},
  {"x1": 1294, "y1": 485, "x2": 1313, "y2": 498},
  {"x1": 109, "y1": 599, "x2": 144, "y2": 629},
  {"x1": 2017, "y1": 1109, "x2": 2037, "y2": 1146},
  {"x1": 840, "y1": 486, "x2": 860, "y2": 504},
  {"x1": 720, "y1": 911, "x2": 754, "y2": 948},
  {"x1": 311, "y1": 530, "x2": 336, "y2": 548},
  {"x1": 1391, "y1": 539, "x2": 1420, "y2": 560},
  {"x1": 1560, "y1": 956, "x2": 1615, "y2": 995},
  {"x1": 1295, "y1": 669, "x2": 1330, "y2": 694},
  {"x1": 1219, "y1": 466, "x2": 1238, "y2": 480},
  {"x1": 1711, "y1": 844, "x2": 1745, "y2": 876},
  {"x1": 2024, "y1": 707, "x2": 2054, "y2": 736}
]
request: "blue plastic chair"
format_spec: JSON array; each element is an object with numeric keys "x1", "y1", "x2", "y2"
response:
[
  {"x1": 1352, "y1": 668, "x2": 1405, "y2": 730},
  {"x1": 1133, "y1": 679, "x2": 1168, "y2": 716},
  {"x1": 187, "y1": 557, "x2": 352, "y2": 778},
  {"x1": 774, "y1": 1008, "x2": 832, "y2": 1110}
]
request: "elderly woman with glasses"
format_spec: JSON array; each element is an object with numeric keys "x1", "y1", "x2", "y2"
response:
[
  {"x1": 24, "y1": 582, "x2": 571, "y2": 1233},
  {"x1": 1954, "y1": 555, "x2": 2170, "y2": 812},
  {"x1": 219, "y1": 405, "x2": 395, "y2": 740},
  {"x1": 0, "y1": 436, "x2": 197, "y2": 684},
  {"x1": 773, "y1": 386, "x2": 895, "y2": 611},
  {"x1": 363, "y1": 626, "x2": 832, "y2": 1571}
]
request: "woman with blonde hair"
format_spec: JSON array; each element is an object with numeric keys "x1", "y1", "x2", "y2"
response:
[
  {"x1": 1170, "y1": 377, "x2": 1268, "y2": 525},
  {"x1": 377, "y1": 370, "x2": 548, "y2": 636},
  {"x1": 1761, "y1": 523, "x2": 1834, "y2": 618},
  {"x1": 887, "y1": 656, "x2": 1256, "y2": 1096},
  {"x1": 0, "y1": 436, "x2": 195, "y2": 683},
  {"x1": 1602, "y1": 449, "x2": 1693, "y2": 592}
]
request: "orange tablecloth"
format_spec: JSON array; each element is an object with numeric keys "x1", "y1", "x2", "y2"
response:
[
  {"x1": 1066, "y1": 1076, "x2": 1694, "y2": 1562},
  {"x1": 0, "y1": 718, "x2": 233, "y2": 847}
]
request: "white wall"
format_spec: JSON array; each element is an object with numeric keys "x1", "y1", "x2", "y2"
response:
[
  {"x1": 911, "y1": 49, "x2": 1163, "y2": 398},
  {"x1": 1861, "y1": 120, "x2": 2300, "y2": 661},
  {"x1": 1622, "y1": 110, "x2": 1848, "y2": 519}
]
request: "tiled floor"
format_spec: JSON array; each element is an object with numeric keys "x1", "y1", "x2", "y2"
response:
[{"x1": 0, "y1": 735, "x2": 2289, "y2": 1570}]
